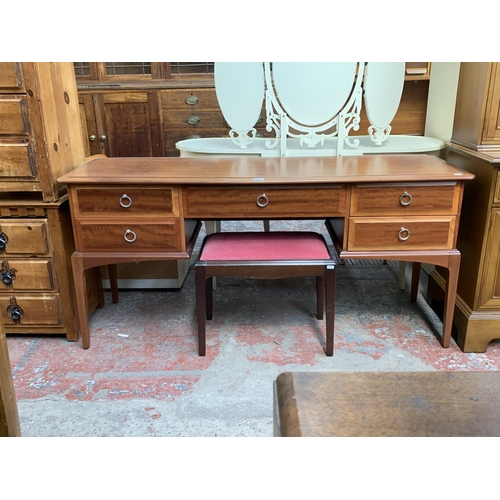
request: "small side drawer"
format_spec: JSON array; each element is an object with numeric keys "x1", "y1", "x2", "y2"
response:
[
  {"x1": 0, "y1": 259, "x2": 55, "y2": 291},
  {"x1": 184, "y1": 186, "x2": 347, "y2": 218},
  {"x1": 162, "y1": 89, "x2": 219, "y2": 109},
  {"x1": 74, "y1": 219, "x2": 183, "y2": 252},
  {"x1": 0, "y1": 143, "x2": 36, "y2": 178},
  {"x1": 0, "y1": 96, "x2": 29, "y2": 135},
  {"x1": 0, "y1": 219, "x2": 50, "y2": 256},
  {"x1": 73, "y1": 187, "x2": 180, "y2": 217},
  {"x1": 0, "y1": 63, "x2": 24, "y2": 92},
  {"x1": 0, "y1": 295, "x2": 62, "y2": 326},
  {"x1": 350, "y1": 182, "x2": 460, "y2": 216},
  {"x1": 347, "y1": 217, "x2": 456, "y2": 251}
]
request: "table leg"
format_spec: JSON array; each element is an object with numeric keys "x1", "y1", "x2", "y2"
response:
[
  {"x1": 71, "y1": 253, "x2": 90, "y2": 349},
  {"x1": 442, "y1": 252, "x2": 461, "y2": 348}
]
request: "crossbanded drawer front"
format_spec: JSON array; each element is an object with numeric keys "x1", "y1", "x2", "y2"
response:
[
  {"x1": 0, "y1": 295, "x2": 62, "y2": 326},
  {"x1": 74, "y1": 187, "x2": 179, "y2": 217},
  {"x1": 0, "y1": 219, "x2": 49, "y2": 255},
  {"x1": 0, "y1": 259, "x2": 55, "y2": 291},
  {"x1": 350, "y1": 183, "x2": 460, "y2": 216},
  {"x1": 184, "y1": 186, "x2": 347, "y2": 218},
  {"x1": 347, "y1": 217, "x2": 456, "y2": 251},
  {"x1": 0, "y1": 96, "x2": 29, "y2": 135},
  {"x1": 75, "y1": 219, "x2": 183, "y2": 252},
  {"x1": 0, "y1": 144, "x2": 36, "y2": 178}
]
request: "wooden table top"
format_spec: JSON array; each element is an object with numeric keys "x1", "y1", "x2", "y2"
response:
[
  {"x1": 274, "y1": 371, "x2": 500, "y2": 437},
  {"x1": 58, "y1": 154, "x2": 475, "y2": 185}
]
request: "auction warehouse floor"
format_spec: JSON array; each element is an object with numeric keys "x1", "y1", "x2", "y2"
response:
[{"x1": 6, "y1": 220, "x2": 500, "y2": 437}]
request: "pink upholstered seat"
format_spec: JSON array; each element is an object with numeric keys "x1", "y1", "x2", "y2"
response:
[
  {"x1": 199, "y1": 232, "x2": 331, "y2": 261},
  {"x1": 195, "y1": 231, "x2": 336, "y2": 356}
]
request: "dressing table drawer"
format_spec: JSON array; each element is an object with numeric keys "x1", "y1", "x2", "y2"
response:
[
  {"x1": 347, "y1": 217, "x2": 456, "y2": 251},
  {"x1": 74, "y1": 219, "x2": 183, "y2": 252},
  {"x1": 72, "y1": 186, "x2": 180, "y2": 217},
  {"x1": 183, "y1": 186, "x2": 347, "y2": 218},
  {"x1": 350, "y1": 183, "x2": 461, "y2": 216}
]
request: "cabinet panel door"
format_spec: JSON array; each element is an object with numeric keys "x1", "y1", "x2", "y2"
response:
[
  {"x1": 478, "y1": 208, "x2": 500, "y2": 309},
  {"x1": 483, "y1": 63, "x2": 500, "y2": 144},
  {"x1": 78, "y1": 94, "x2": 100, "y2": 157},
  {"x1": 96, "y1": 91, "x2": 164, "y2": 157}
]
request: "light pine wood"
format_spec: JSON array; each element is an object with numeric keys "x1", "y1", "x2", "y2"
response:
[
  {"x1": 0, "y1": 219, "x2": 50, "y2": 255},
  {"x1": 0, "y1": 322, "x2": 20, "y2": 437},
  {"x1": 274, "y1": 371, "x2": 500, "y2": 437},
  {"x1": 0, "y1": 62, "x2": 23, "y2": 91},
  {"x1": 0, "y1": 295, "x2": 62, "y2": 326},
  {"x1": 0, "y1": 259, "x2": 55, "y2": 290}
]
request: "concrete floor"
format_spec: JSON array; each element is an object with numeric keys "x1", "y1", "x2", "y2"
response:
[{"x1": 6, "y1": 220, "x2": 500, "y2": 437}]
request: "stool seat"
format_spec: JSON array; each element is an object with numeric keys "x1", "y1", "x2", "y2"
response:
[{"x1": 195, "y1": 231, "x2": 336, "y2": 356}]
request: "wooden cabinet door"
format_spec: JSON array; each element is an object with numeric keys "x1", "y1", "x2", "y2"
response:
[
  {"x1": 94, "y1": 91, "x2": 164, "y2": 157},
  {"x1": 483, "y1": 63, "x2": 500, "y2": 144},
  {"x1": 78, "y1": 94, "x2": 100, "y2": 157},
  {"x1": 478, "y1": 208, "x2": 500, "y2": 309}
]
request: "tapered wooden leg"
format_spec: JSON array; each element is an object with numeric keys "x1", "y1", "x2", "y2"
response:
[
  {"x1": 325, "y1": 265, "x2": 336, "y2": 356},
  {"x1": 108, "y1": 264, "x2": 119, "y2": 304},
  {"x1": 206, "y1": 277, "x2": 213, "y2": 320},
  {"x1": 195, "y1": 265, "x2": 207, "y2": 356},
  {"x1": 442, "y1": 252, "x2": 461, "y2": 348},
  {"x1": 71, "y1": 253, "x2": 91, "y2": 349},
  {"x1": 316, "y1": 276, "x2": 324, "y2": 320},
  {"x1": 410, "y1": 262, "x2": 421, "y2": 302}
]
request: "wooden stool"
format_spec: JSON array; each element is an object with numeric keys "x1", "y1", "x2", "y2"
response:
[{"x1": 195, "y1": 232, "x2": 336, "y2": 356}]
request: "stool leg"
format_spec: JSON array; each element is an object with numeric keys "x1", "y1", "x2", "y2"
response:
[
  {"x1": 206, "y1": 277, "x2": 213, "y2": 320},
  {"x1": 410, "y1": 262, "x2": 421, "y2": 302},
  {"x1": 195, "y1": 265, "x2": 207, "y2": 356},
  {"x1": 316, "y1": 276, "x2": 324, "y2": 320},
  {"x1": 325, "y1": 265, "x2": 336, "y2": 356}
]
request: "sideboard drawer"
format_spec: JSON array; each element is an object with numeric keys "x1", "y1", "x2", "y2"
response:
[
  {"x1": 162, "y1": 88, "x2": 219, "y2": 109},
  {"x1": 350, "y1": 182, "x2": 461, "y2": 216},
  {"x1": 73, "y1": 186, "x2": 180, "y2": 217},
  {"x1": 184, "y1": 186, "x2": 347, "y2": 218},
  {"x1": 347, "y1": 217, "x2": 456, "y2": 251},
  {"x1": 0, "y1": 219, "x2": 49, "y2": 256},
  {"x1": 0, "y1": 295, "x2": 62, "y2": 326},
  {"x1": 74, "y1": 219, "x2": 183, "y2": 252},
  {"x1": 0, "y1": 259, "x2": 55, "y2": 291}
]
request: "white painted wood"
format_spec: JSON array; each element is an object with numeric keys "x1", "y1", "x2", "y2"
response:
[
  {"x1": 364, "y1": 62, "x2": 405, "y2": 129},
  {"x1": 215, "y1": 62, "x2": 265, "y2": 132},
  {"x1": 272, "y1": 62, "x2": 357, "y2": 126}
]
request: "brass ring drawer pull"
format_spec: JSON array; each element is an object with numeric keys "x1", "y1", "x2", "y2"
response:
[
  {"x1": 399, "y1": 191, "x2": 413, "y2": 206},
  {"x1": 124, "y1": 229, "x2": 137, "y2": 243},
  {"x1": 398, "y1": 227, "x2": 411, "y2": 241},
  {"x1": 186, "y1": 116, "x2": 200, "y2": 125},
  {"x1": 185, "y1": 95, "x2": 199, "y2": 105},
  {"x1": 119, "y1": 194, "x2": 132, "y2": 208},
  {"x1": 256, "y1": 194, "x2": 269, "y2": 208}
]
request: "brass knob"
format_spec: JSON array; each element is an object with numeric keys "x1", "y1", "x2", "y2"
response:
[
  {"x1": 89, "y1": 135, "x2": 96, "y2": 142},
  {"x1": 186, "y1": 116, "x2": 200, "y2": 125},
  {"x1": 99, "y1": 135, "x2": 107, "y2": 142},
  {"x1": 185, "y1": 95, "x2": 199, "y2": 105},
  {"x1": 399, "y1": 191, "x2": 413, "y2": 206},
  {"x1": 398, "y1": 227, "x2": 411, "y2": 242}
]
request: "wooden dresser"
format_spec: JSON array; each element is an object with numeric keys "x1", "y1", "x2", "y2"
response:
[
  {"x1": 0, "y1": 63, "x2": 101, "y2": 341},
  {"x1": 427, "y1": 62, "x2": 500, "y2": 352}
]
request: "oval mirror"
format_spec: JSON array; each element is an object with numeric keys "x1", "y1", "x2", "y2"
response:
[
  {"x1": 272, "y1": 62, "x2": 357, "y2": 125},
  {"x1": 363, "y1": 62, "x2": 406, "y2": 129},
  {"x1": 215, "y1": 62, "x2": 265, "y2": 132}
]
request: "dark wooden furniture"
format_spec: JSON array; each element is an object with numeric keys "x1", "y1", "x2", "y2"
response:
[
  {"x1": 0, "y1": 322, "x2": 20, "y2": 437},
  {"x1": 58, "y1": 154, "x2": 473, "y2": 350},
  {"x1": 274, "y1": 371, "x2": 500, "y2": 437},
  {"x1": 426, "y1": 63, "x2": 500, "y2": 352},
  {"x1": 0, "y1": 62, "x2": 101, "y2": 341},
  {"x1": 194, "y1": 232, "x2": 336, "y2": 356}
]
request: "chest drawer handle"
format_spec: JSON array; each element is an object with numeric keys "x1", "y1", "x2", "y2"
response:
[
  {"x1": 7, "y1": 302, "x2": 23, "y2": 323},
  {"x1": 398, "y1": 227, "x2": 411, "y2": 242},
  {"x1": 185, "y1": 95, "x2": 199, "y2": 105},
  {"x1": 186, "y1": 116, "x2": 200, "y2": 125},
  {"x1": 256, "y1": 194, "x2": 269, "y2": 208},
  {"x1": 119, "y1": 194, "x2": 133, "y2": 208},
  {"x1": 1, "y1": 269, "x2": 16, "y2": 286},
  {"x1": 124, "y1": 229, "x2": 137, "y2": 243},
  {"x1": 0, "y1": 232, "x2": 8, "y2": 251},
  {"x1": 399, "y1": 191, "x2": 413, "y2": 206}
]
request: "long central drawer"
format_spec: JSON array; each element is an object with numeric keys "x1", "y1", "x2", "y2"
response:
[{"x1": 183, "y1": 186, "x2": 347, "y2": 218}]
